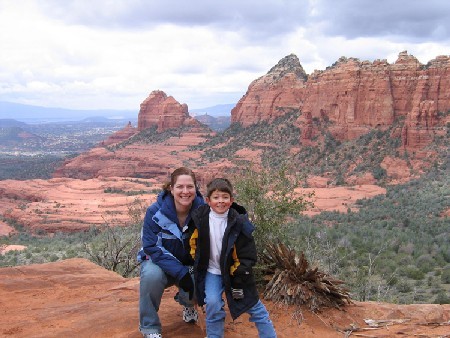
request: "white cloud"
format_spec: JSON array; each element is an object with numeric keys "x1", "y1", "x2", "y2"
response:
[{"x1": 0, "y1": 0, "x2": 449, "y2": 111}]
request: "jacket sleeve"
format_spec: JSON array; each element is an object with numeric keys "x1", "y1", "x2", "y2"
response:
[
  {"x1": 230, "y1": 218, "x2": 257, "y2": 279},
  {"x1": 142, "y1": 207, "x2": 188, "y2": 281}
]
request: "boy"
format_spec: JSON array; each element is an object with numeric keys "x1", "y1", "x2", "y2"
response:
[{"x1": 191, "y1": 178, "x2": 277, "y2": 338}]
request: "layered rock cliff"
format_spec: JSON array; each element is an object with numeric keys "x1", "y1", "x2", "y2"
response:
[{"x1": 231, "y1": 51, "x2": 450, "y2": 149}]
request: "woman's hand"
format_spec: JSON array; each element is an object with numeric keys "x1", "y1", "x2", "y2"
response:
[{"x1": 179, "y1": 272, "x2": 194, "y2": 300}]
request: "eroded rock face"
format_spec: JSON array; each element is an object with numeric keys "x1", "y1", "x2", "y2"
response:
[
  {"x1": 231, "y1": 54, "x2": 307, "y2": 127},
  {"x1": 137, "y1": 90, "x2": 190, "y2": 132},
  {"x1": 231, "y1": 51, "x2": 450, "y2": 150}
]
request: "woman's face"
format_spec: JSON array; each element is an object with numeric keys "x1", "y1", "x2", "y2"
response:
[{"x1": 171, "y1": 174, "x2": 197, "y2": 210}]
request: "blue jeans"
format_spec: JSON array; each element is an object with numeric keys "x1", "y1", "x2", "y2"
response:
[
  {"x1": 204, "y1": 271, "x2": 277, "y2": 338},
  {"x1": 139, "y1": 258, "x2": 194, "y2": 335}
]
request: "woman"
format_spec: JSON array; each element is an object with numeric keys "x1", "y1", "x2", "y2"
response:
[{"x1": 138, "y1": 167, "x2": 205, "y2": 338}]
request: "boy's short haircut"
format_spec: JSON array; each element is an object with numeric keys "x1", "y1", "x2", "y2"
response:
[{"x1": 206, "y1": 178, "x2": 233, "y2": 198}]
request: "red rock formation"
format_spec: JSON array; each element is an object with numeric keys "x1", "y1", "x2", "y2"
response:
[
  {"x1": 138, "y1": 90, "x2": 192, "y2": 132},
  {"x1": 54, "y1": 52, "x2": 448, "y2": 183},
  {"x1": 101, "y1": 121, "x2": 137, "y2": 146},
  {"x1": 1, "y1": 258, "x2": 449, "y2": 337},
  {"x1": 53, "y1": 89, "x2": 212, "y2": 180},
  {"x1": 232, "y1": 51, "x2": 450, "y2": 150},
  {"x1": 231, "y1": 54, "x2": 307, "y2": 127}
]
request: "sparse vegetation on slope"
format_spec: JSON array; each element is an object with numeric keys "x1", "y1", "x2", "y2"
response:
[
  {"x1": 288, "y1": 162, "x2": 450, "y2": 304},
  {"x1": 0, "y1": 154, "x2": 65, "y2": 180},
  {"x1": 189, "y1": 112, "x2": 301, "y2": 167}
]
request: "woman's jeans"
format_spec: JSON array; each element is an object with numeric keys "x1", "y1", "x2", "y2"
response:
[
  {"x1": 205, "y1": 271, "x2": 277, "y2": 338},
  {"x1": 139, "y1": 258, "x2": 194, "y2": 335}
]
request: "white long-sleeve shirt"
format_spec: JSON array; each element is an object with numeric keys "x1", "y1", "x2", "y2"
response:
[{"x1": 207, "y1": 209, "x2": 229, "y2": 275}]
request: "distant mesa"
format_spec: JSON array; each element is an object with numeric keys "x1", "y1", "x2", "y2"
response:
[
  {"x1": 0, "y1": 101, "x2": 136, "y2": 122},
  {"x1": 0, "y1": 124, "x2": 44, "y2": 144}
]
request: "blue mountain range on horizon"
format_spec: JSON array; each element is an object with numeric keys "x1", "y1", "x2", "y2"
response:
[{"x1": 0, "y1": 101, "x2": 233, "y2": 123}]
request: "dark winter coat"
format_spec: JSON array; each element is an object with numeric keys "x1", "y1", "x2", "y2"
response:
[
  {"x1": 137, "y1": 189, "x2": 205, "y2": 282},
  {"x1": 191, "y1": 203, "x2": 259, "y2": 320}
]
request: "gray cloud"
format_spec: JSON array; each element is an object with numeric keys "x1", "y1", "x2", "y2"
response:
[
  {"x1": 40, "y1": 0, "x2": 313, "y2": 39},
  {"x1": 314, "y1": 0, "x2": 450, "y2": 42},
  {"x1": 40, "y1": 0, "x2": 450, "y2": 44}
]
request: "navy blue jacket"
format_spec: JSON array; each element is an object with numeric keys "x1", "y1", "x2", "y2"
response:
[{"x1": 138, "y1": 189, "x2": 204, "y2": 282}]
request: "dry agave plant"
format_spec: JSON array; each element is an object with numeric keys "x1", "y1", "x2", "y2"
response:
[{"x1": 260, "y1": 241, "x2": 352, "y2": 312}]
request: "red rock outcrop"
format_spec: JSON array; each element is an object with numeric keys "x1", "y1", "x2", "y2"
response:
[
  {"x1": 101, "y1": 121, "x2": 137, "y2": 146},
  {"x1": 231, "y1": 51, "x2": 450, "y2": 150},
  {"x1": 1, "y1": 258, "x2": 449, "y2": 338},
  {"x1": 138, "y1": 90, "x2": 200, "y2": 132},
  {"x1": 231, "y1": 54, "x2": 307, "y2": 127}
]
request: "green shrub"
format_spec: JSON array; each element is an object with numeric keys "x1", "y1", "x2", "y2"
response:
[
  {"x1": 441, "y1": 268, "x2": 450, "y2": 284},
  {"x1": 434, "y1": 291, "x2": 450, "y2": 304}
]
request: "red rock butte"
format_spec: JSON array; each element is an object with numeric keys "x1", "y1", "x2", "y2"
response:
[
  {"x1": 138, "y1": 90, "x2": 200, "y2": 132},
  {"x1": 231, "y1": 51, "x2": 450, "y2": 150}
]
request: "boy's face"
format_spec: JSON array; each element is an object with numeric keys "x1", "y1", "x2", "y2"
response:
[{"x1": 206, "y1": 190, "x2": 234, "y2": 214}]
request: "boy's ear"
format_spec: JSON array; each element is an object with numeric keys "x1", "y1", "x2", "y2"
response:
[{"x1": 205, "y1": 197, "x2": 211, "y2": 205}]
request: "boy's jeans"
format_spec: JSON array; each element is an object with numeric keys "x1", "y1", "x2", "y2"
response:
[
  {"x1": 139, "y1": 258, "x2": 194, "y2": 335},
  {"x1": 204, "y1": 271, "x2": 277, "y2": 338}
]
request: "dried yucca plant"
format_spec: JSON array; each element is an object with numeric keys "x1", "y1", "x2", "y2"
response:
[{"x1": 261, "y1": 241, "x2": 352, "y2": 312}]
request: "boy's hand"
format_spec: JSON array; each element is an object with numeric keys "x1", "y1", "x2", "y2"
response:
[{"x1": 231, "y1": 288, "x2": 244, "y2": 299}]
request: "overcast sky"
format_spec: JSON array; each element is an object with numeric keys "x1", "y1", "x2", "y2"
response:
[{"x1": 0, "y1": 0, "x2": 449, "y2": 111}]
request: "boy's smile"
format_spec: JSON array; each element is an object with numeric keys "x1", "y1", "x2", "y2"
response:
[{"x1": 206, "y1": 190, "x2": 234, "y2": 214}]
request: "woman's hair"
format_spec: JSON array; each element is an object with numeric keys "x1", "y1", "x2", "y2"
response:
[
  {"x1": 162, "y1": 167, "x2": 197, "y2": 191},
  {"x1": 206, "y1": 178, "x2": 233, "y2": 198}
]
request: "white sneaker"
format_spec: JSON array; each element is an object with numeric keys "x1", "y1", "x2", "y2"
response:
[
  {"x1": 143, "y1": 333, "x2": 162, "y2": 338},
  {"x1": 183, "y1": 306, "x2": 198, "y2": 323}
]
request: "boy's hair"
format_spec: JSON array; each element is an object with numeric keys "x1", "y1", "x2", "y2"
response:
[{"x1": 206, "y1": 178, "x2": 233, "y2": 198}]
